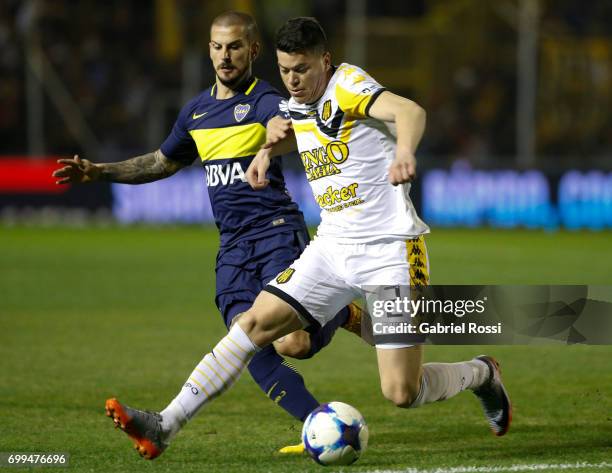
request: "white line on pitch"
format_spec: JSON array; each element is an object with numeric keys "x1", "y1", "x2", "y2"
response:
[{"x1": 363, "y1": 461, "x2": 612, "y2": 473}]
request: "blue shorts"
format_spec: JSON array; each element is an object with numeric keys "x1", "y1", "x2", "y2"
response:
[{"x1": 215, "y1": 228, "x2": 310, "y2": 328}]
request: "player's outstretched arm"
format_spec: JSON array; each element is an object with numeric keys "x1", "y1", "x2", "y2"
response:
[
  {"x1": 53, "y1": 149, "x2": 185, "y2": 185},
  {"x1": 368, "y1": 91, "x2": 426, "y2": 185},
  {"x1": 246, "y1": 148, "x2": 272, "y2": 190},
  {"x1": 246, "y1": 118, "x2": 298, "y2": 191}
]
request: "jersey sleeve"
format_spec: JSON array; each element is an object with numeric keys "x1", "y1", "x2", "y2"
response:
[
  {"x1": 160, "y1": 99, "x2": 199, "y2": 165},
  {"x1": 255, "y1": 91, "x2": 284, "y2": 126},
  {"x1": 334, "y1": 64, "x2": 386, "y2": 119}
]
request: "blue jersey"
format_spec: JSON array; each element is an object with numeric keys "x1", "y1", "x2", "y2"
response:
[{"x1": 160, "y1": 77, "x2": 305, "y2": 247}]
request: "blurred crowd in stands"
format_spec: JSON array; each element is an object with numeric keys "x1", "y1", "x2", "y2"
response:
[{"x1": 0, "y1": 0, "x2": 610, "y2": 167}]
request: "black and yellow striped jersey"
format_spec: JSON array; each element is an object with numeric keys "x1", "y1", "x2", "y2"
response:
[{"x1": 286, "y1": 63, "x2": 429, "y2": 242}]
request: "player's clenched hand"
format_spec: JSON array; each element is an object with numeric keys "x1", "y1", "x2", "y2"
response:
[
  {"x1": 262, "y1": 116, "x2": 292, "y2": 149},
  {"x1": 246, "y1": 148, "x2": 271, "y2": 190},
  {"x1": 53, "y1": 155, "x2": 101, "y2": 184},
  {"x1": 388, "y1": 152, "x2": 417, "y2": 185}
]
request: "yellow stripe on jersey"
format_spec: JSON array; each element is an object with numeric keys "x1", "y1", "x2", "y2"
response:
[
  {"x1": 245, "y1": 78, "x2": 259, "y2": 95},
  {"x1": 292, "y1": 121, "x2": 316, "y2": 134},
  {"x1": 338, "y1": 118, "x2": 356, "y2": 143},
  {"x1": 189, "y1": 123, "x2": 266, "y2": 161},
  {"x1": 406, "y1": 236, "x2": 429, "y2": 287},
  {"x1": 293, "y1": 118, "x2": 356, "y2": 148},
  {"x1": 293, "y1": 121, "x2": 333, "y2": 147},
  {"x1": 335, "y1": 82, "x2": 375, "y2": 119}
]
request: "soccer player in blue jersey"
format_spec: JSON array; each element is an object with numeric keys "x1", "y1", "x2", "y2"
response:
[{"x1": 53, "y1": 11, "x2": 360, "y2": 456}]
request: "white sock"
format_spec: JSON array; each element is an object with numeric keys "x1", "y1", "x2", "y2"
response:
[
  {"x1": 160, "y1": 323, "x2": 259, "y2": 440},
  {"x1": 411, "y1": 359, "x2": 489, "y2": 407}
]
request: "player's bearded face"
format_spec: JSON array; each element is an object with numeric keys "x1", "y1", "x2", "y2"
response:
[
  {"x1": 209, "y1": 25, "x2": 258, "y2": 88},
  {"x1": 277, "y1": 50, "x2": 331, "y2": 104}
]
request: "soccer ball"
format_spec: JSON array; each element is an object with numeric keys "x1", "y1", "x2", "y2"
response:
[{"x1": 302, "y1": 402, "x2": 369, "y2": 466}]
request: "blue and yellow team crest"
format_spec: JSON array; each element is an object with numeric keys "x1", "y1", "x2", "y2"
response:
[
  {"x1": 321, "y1": 100, "x2": 332, "y2": 121},
  {"x1": 234, "y1": 104, "x2": 250, "y2": 122},
  {"x1": 276, "y1": 268, "x2": 295, "y2": 284}
]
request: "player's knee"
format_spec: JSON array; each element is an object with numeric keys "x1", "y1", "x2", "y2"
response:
[
  {"x1": 274, "y1": 331, "x2": 311, "y2": 359},
  {"x1": 381, "y1": 379, "x2": 421, "y2": 408},
  {"x1": 274, "y1": 341, "x2": 309, "y2": 359},
  {"x1": 236, "y1": 310, "x2": 258, "y2": 336},
  {"x1": 238, "y1": 301, "x2": 275, "y2": 334}
]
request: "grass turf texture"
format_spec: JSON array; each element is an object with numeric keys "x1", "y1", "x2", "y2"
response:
[{"x1": 0, "y1": 226, "x2": 611, "y2": 472}]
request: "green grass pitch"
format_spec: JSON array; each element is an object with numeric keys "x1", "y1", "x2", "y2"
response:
[{"x1": 1, "y1": 226, "x2": 611, "y2": 472}]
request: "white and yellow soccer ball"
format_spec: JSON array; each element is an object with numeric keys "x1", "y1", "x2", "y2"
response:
[{"x1": 302, "y1": 402, "x2": 369, "y2": 466}]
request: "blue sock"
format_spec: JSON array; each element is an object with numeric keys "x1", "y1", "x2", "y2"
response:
[
  {"x1": 305, "y1": 306, "x2": 350, "y2": 358},
  {"x1": 248, "y1": 345, "x2": 319, "y2": 421}
]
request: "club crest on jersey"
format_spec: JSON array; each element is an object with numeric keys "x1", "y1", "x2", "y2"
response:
[
  {"x1": 321, "y1": 100, "x2": 332, "y2": 121},
  {"x1": 234, "y1": 104, "x2": 250, "y2": 122},
  {"x1": 276, "y1": 268, "x2": 295, "y2": 284}
]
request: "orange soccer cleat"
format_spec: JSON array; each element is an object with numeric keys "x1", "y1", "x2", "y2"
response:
[{"x1": 105, "y1": 398, "x2": 168, "y2": 460}]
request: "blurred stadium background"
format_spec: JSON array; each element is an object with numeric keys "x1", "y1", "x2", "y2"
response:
[{"x1": 0, "y1": 0, "x2": 611, "y2": 229}]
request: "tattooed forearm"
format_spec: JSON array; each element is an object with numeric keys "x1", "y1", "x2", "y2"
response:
[{"x1": 98, "y1": 150, "x2": 184, "y2": 184}]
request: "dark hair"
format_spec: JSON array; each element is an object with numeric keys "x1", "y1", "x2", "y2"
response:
[
  {"x1": 211, "y1": 11, "x2": 259, "y2": 43},
  {"x1": 275, "y1": 17, "x2": 328, "y2": 54}
]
